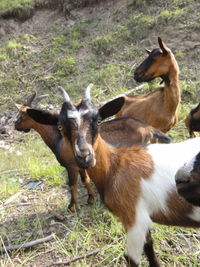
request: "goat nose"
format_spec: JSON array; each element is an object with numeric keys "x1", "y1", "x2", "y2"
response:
[{"x1": 175, "y1": 169, "x2": 190, "y2": 185}]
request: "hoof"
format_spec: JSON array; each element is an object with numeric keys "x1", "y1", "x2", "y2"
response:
[
  {"x1": 124, "y1": 254, "x2": 138, "y2": 267},
  {"x1": 68, "y1": 203, "x2": 76, "y2": 212},
  {"x1": 87, "y1": 194, "x2": 95, "y2": 205}
]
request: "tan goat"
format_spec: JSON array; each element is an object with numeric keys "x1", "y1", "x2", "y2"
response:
[{"x1": 115, "y1": 37, "x2": 180, "y2": 133}]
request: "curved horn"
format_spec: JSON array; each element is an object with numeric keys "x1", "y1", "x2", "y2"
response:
[
  {"x1": 84, "y1": 83, "x2": 94, "y2": 101},
  {"x1": 58, "y1": 86, "x2": 71, "y2": 103},
  {"x1": 32, "y1": 94, "x2": 49, "y2": 107},
  {"x1": 26, "y1": 91, "x2": 37, "y2": 106}
]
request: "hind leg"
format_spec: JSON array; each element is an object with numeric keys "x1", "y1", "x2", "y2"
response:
[{"x1": 144, "y1": 231, "x2": 160, "y2": 267}]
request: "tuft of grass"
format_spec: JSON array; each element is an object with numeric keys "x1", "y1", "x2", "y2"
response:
[
  {"x1": 92, "y1": 35, "x2": 115, "y2": 56},
  {"x1": 56, "y1": 57, "x2": 77, "y2": 77},
  {"x1": 157, "y1": 9, "x2": 184, "y2": 24},
  {"x1": 128, "y1": 14, "x2": 155, "y2": 40}
]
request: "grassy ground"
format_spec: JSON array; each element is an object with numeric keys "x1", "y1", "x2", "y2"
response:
[{"x1": 1, "y1": 0, "x2": 200, "y2": 266}]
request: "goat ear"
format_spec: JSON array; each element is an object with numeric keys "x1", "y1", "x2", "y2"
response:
[
  {"x1": 27, "y1": 109, "x2": 58, "y2": 125},
  {"x1": 15, "y1": 103, "x2": 27, "y2": 112},
  {"x1": 158, "y1": 37, "x2": 168, "y2": 55},
  {"x1": 99, "y1": 97, "x2": 125, "y2": 121}
]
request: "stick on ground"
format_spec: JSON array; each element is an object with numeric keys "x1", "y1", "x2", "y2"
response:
[
  {"x1": 0, "y1": 234, "x2": 55, "y2": 254},
  {"x1": 46, "y1": 249, "x2": 100, "y2": 266}
]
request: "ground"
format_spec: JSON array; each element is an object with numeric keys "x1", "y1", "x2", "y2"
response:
[{"x1": 0, "y1": 0, "x2": 200, "y2": 266}]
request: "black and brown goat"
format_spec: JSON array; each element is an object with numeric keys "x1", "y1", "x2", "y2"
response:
[
  {"x1": 15, "y1": 89, "x2": 170, "y2": 211},
  {"x1": 15, "y1": 91, "x2": 95, "y2": 211},
  {"x1": 185, "y1": 103, "x2": 200, "y2": 137},
  {"x1": 115, "y1": 37, "x2": 180, "y2": 133},
  {"x1": 26, "y1": 86, "x2": 200, "y2": 267},
  {"x1": 176, "y1": 152, "x2": 200, "y2": 206}
]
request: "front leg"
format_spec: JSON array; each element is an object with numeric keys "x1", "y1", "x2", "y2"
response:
[
  {"x1": 67, "y1": 168, "x2": 79, "y2": 212},
  {"x1": 125, "y1": 201, "x2": 152, "y2": 266},
  {"x1": 79, "y1": 169, "x2": 95, "y2": 205}
]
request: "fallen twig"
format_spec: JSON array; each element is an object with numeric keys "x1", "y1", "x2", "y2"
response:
[
  {"x1": 0, "y1": 234, "x2": 55, "y2": 254},
  {"x1": 4, "y1": 192, "x2": 23, "y2": 205},
  {"x1": 46, "y1": 249, "x2": 100, "y2": 266},
  {"x1": 0, "y1": 236, "x2": 14, "y2": 266}
]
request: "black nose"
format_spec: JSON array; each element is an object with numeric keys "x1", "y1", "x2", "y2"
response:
[{"x1": 175, "y1": 170, "x2": 190, "y2": 185}]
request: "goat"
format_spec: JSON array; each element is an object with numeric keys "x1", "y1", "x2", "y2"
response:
[
  {"x1": 15, "y1": 92, "x2": 96, "y2": 212},
  {"x1": 100, "y1": 116, "x2": 171, "y2": 145},
  {"x1": 26, "y1": 85, "x2": 200, "y2": 267},
  {"x1": 115, "y1": 37, "x2": 180, "y2": 133},
  {"x1": 185, "y1": 103, "x2": 200, "y2": 137},
  {"x1": 176, "y1": 152, "x2": 200, "y2": 206},
  {"x1": 15, "y1": 91, "x2": 170, "y2": 211}
]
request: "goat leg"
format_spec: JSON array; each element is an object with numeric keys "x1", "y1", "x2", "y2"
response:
[
  {"x1": 144, "y1": 231, "x2": 161, "y2": 267},
  {"x1": 79, "y1": 170, "x2": 95, "y2": 205},
  {"x1": 124, "y1": 254, "x2": 138, "y2": 267},
  {"x1": 67, "y1": 168, "x2": 79, "y2": 212}
]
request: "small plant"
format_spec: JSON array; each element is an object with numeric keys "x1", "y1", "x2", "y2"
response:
[
  {"x1": 92, "y1": 35, "x2": 114, "y2": 56},
  {"x1": 6, "y1": 39, "x2": 22, "y2": 56},
  {"x1": 181, "y1": 80, "x2": 200, "y2": 104},
  {"x1": 131, "y1": 0, "x2": 148, "y2": 6},
  {"x1": 157, "y1": 9, "x2": 184, "y2": 24},
  {"x1": 0, "y1": 53, "x2": 9, "y2": 61},
  {"x1": 128, "y1": 14, "x2": 155, "y2": 40},
  {"x1": 56, "y1": 57, "x2": 77, "y2": 77}
]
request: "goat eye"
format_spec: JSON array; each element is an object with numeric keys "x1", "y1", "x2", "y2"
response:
[
  {"x1": 96, "y1": 119, "x2": 101, "y2": 126},
  {"x1": 58, "y1": 125, "x2": 63, "y2": 131}
]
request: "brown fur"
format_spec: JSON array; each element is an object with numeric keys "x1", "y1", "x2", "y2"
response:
[
  {"x1": 88, "y1": 136, "x2": 154, "y2": 230},
  {"x1": 115, "y1": 40, "x2": 180, "y2": 133},
  {"x1": 100, "y1": 117, "x2": 170, "y2": 145},
  {"x1": 152, "y1": 190, "x2": 200, "y2": 227},
  {"x1": 185, "y1": 103, "x2": 200, "y2": 137}
]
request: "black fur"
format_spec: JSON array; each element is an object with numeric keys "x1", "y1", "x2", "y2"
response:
[{"x1": 27, "y1": 109, "x2": 58, "y2": 125}]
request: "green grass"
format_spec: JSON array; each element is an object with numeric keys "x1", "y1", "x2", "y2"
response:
[
  {"x1": 0, "y1": 0, "x2": 34, "y2": 15},
  {"x1": 0, "y1": 133, "x2": 65, "y2": 201}
]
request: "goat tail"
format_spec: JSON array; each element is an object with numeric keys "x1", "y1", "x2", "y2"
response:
[{"x1": 152, "y1": 129, "x2": 171, "y2": 143}]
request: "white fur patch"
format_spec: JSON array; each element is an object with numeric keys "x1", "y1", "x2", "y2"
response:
[
  {"x1": 74, "y1": 139, "x2": 82, "y2": 157},
  {"x1": 79, "y1": 108, "x2": 89, "y2": 116},
  {"x1": 188, "y1": 206, "x2": 200, "y2": 222},
  {"x1": 145, "y1": 137, "x2": 200, "y2": 217},
  {"x1": 67, "y1": 110, "x2": 81, "y2": 125},
  {"x1": 126, "y1": 199, "x2": 152, "y2": 264}
]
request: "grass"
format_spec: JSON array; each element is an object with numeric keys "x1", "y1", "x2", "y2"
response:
[
  {"x1": 0, "y1": 133, "x2": 65, "y2": 201},
  {"x1": 1, "y1": 0, "x2": 200, "y2": 266}
]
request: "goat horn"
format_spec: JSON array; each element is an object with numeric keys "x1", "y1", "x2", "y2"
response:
[
  {"x1": 84, "y1": 84, "x2": 94, "y2": 100},
  {"x1": 26, "y1": 91, "x2": 37, "y2": 106},
  {"x1": 58, "y1": 86, "x2": 71, "y2": 103},
  {"x1": 32, "y1": 94, "x2": 49, "y2": 107}
]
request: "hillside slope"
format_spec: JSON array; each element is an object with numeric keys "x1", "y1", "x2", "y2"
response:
[{"x1": 0, "y1": 0, "x2": 200, "y2": 117}]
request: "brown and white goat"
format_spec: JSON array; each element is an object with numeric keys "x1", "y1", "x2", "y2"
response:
[
  {"x1": 15, "y1": 90, "x2": 170, "y2": 211},
  {"x1": 185, "y1": 103, "x2": 200, "y2": 137},
  {"x1": 26, "y1": 86, "x2": 200, "y2": 267},
  {"x1": 176, "y1": 152, "x2": 200, "y2": 206},
  {"x1": 115, "y1": 37, "x2": 180, "y2": 133}
]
